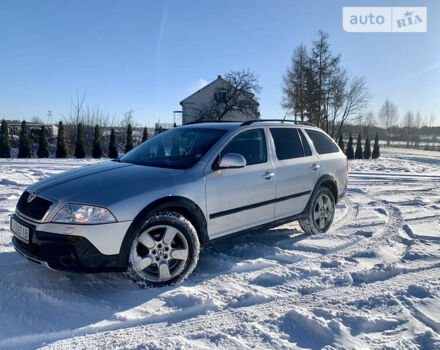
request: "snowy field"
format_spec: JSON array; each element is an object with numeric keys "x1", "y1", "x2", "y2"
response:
[{"x1": 0, "y1": 149, "x2": 439, "y2": 349}]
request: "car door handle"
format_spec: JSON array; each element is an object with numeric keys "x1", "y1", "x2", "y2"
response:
[
  {"x1": 312, "y1": 164, "x2": 320, "y2": 171},
  {"x1": 263, "y1": 171, "x2": 275, "y2": 180}
]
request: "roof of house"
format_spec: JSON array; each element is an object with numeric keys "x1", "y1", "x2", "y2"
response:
[{"x1": 179, "y1": 75, "x2": 257, "y2": 105}]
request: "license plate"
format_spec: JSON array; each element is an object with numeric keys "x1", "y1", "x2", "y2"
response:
[{"x1": 11, "y1": 218, "x2": 30, "y2": 244}]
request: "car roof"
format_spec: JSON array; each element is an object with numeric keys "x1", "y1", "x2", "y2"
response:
[{"x1": 178, "y1": 120, "x2": 319, "y2": 131}]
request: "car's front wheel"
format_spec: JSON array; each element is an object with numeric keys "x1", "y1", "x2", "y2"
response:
[
  {"x1": 126, "y1": 211, "x2": 200, "y2": 288},
  {"x1": 299, "y1": 186, "x2": 335, "y2": 235}
]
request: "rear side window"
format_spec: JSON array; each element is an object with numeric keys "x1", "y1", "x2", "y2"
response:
[
  {"x1": 305, "y1": 129, "x2": 339, "y2": 154},
  {"x1": 270, "y1": 128, "x2": 305, "y2": 160},
  {"x1": 221, "y1": 129, "x2": 267, "y2": 165}
]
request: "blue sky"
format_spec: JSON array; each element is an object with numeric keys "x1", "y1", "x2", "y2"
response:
[{"x1": 0, "y1": 0, "x2": 439, "y2": 126}]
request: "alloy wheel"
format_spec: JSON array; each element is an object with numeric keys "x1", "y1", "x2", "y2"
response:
[
  {"x1": 313, "y1": 193, "x2": 334, "y2": 230},
  {"x1": 129, "y1": 225, "x2": 189, "y2": 282}
]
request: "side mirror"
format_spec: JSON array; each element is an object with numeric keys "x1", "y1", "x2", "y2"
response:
[{"x1": 218, "y1": 153, "x2": 247, "y2": 169}]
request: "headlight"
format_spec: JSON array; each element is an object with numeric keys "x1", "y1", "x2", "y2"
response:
[{"x1": 53, "y1": 204, "x2": 117, "y2": 224}]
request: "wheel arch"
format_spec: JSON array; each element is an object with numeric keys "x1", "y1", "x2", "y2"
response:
[
  {"x1": 118, "y1": 196, "x2": 208, "y2": 268},
  {"x1": 303, "y1": 174, "x2": 339, "y2": 214},
  {"x1": 317, "y1": 175, "x2": 338, "y2": 203}
]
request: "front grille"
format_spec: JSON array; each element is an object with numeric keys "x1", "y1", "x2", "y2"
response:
[{"x1": 16, "y1": 191, "x2": 53, "y2": 221}]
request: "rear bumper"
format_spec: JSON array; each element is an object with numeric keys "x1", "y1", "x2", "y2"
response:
[
  {"x1": 338, "y1": 184, "x2": 347, "y2": 201},
  {"x1": 11, "y1": 214, "x2": 126, "y2": 273}
]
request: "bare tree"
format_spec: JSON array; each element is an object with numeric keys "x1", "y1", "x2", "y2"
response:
[
  {"x1": 61, "y1": 92, "x2": 116, "y2": 156},
  {"x1": 428, "y1": 113, "x2": 437, "y2": 128},
  {"x1": 327, "y1": 69, "x2": 348, "y2": 137},
  {"x1": 356, "y1": 110, "x2": 376, "y2": 137},
  {"x1": 335, "y1": 76, "x2": 370, "y2": 139},
  {"x1": 121, "y1": 109, "x2": 136, "y2": 127},
  {"x1": 402, "y1": 111, "x2": 414, "y2": 147},
  {"x1": 364, "y1": 111, "x2": 376, "y2": 126},
  {"x1": 414, "y1": 112, "x2": 422, "y2": 147},
  {"x1": 378, "y1": 99, "x2": 398, "y2": 146},
  {"x1": 194, "y1": 69, "x2": 261, "y2": 122},
  {"x1": 71, "y1": 91, "x2": 86, "y2": 125}
]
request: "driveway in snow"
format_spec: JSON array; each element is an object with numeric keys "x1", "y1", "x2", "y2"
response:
[{"x1": 0, "y1": 149, "x2": 439, "y2": 349}]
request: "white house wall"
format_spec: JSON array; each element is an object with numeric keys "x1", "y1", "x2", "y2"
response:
[{"x1": 181, "y1": 79, "x2": 258, "y2": 124}]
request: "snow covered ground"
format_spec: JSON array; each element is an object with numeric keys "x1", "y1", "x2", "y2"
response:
[{"x1": 0, "y1": 149, "x2": 439, "y2": 349}]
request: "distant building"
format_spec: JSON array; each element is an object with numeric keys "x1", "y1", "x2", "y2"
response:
[
  {"x1": 6, "y1": 120, "x2": 58, "y2": 140},
  {"x1": 179, "y1": 75, "x2": 259, "y2": 125}
]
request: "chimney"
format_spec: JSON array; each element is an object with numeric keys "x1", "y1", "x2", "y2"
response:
[{"x1": 217, "y1": 75, "x2": 222, "y2": 79}]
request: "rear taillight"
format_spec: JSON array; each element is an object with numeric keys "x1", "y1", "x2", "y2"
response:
[{"x1": 346, "y1": 157, "x2": 349, "y2": 173}]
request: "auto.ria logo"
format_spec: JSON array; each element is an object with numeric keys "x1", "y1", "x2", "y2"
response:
[{"x1": 343, "y1": 7, "x2": 427, "y2": 32}]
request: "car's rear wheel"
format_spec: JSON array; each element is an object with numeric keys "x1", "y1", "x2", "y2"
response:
[
  {"x1": 126, "y1": 211, "x2": 200, "y2": 288},
  {"x1": 299, "y1": 187, "x2": 335, "y2": 235}
]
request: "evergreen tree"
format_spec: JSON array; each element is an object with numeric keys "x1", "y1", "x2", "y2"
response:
[
  {"x1": 108, "y1": 128, "x2": 118, "y2": 159},
  {"x1": 125, "y1": 124, "x2": 133, "y2": 153},
  {"x1": 338, "y1": 134, "x2": 344, "y2": 153},
  {"x1": 74, "y1": 123, "x2": 86, "y2": 158},
  {"x1": 0, "y1": 120, "x2": 11, "y2": 158},
  {"x1": 355, "y1": 133, "x2": 363, "y2": 159},
  {"x1": 142, "y1": 127, "x2": 148, "y2": 142},
  {"x1": 346, "y1": 133, "x2": 354, "y2": 159},
  {"x1": 18, "y1": 120, "x2": 31, "y2": 158},
  {"x1": 363, "y1": 136, "x2": 371, "y2": 159},
  {"x1": 92, "y1": 124, "x2": 102, "y2": 158},
  {"x1": 37, "y1": 126, "x2": 49, "y2": 158},
  {"x1": 372, "y1": 133, "x2": 380, "y2": 159},
  {"x1": 56, "y1": 121, "x2": 67, "y2": 158}
]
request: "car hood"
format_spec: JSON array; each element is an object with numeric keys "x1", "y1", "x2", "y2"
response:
[{"x1": 27, "y1": 161, "x2": 185, "y2": 207}]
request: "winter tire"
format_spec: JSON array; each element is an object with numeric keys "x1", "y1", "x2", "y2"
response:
[
  {"x1": 299, "y1": 186, "x2": 335, "y2": 235},
  {"x1": 126, "y1": 211, "x2": 200, "y2": 288}
]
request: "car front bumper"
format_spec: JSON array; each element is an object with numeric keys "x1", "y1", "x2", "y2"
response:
[{"x1": 11, "y1": 213, "x2": 132, "y2": 273}]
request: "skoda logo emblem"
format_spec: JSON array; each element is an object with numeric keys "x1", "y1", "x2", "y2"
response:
[{"x1": 27, "y1": 193, "x2": 36, "y2": 203}]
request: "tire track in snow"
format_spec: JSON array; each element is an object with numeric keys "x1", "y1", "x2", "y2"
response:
[
  {"x1": 332, "y1": 196, "x2": 360, "y2": 231},
  {"x1": 24, "y1": 267, "x2": 440, "y2": 350},
  {"x1": 1, "y1": 156, "x2": 439, "y2": 349}
]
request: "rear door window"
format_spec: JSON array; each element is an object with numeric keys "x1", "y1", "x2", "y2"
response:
[
  {"x1": 270, "y1": 128, "x2": 305, "y2": 160},
  {"x1": 305, "y1": 129, "x2": 339, "y2": 154}
]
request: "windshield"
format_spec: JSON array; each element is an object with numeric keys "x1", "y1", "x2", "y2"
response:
[{"x1": 120, "y1": 127, "x2": 226, "y2": 169}]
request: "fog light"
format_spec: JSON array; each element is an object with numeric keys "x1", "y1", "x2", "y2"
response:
[
  {"x1": 68, "y1": 235, "x2": 82, "y2": 244},
  {"x1": 59, "y1": 253, "x2": 75, "y2": 266}
]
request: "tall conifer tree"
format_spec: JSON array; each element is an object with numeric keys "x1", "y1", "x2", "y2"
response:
[
  {"x1": 0, "y1": 120, "x2": 11, "y2": 158},
  {"x1": 74, "y1": 123, "x2": 86, "y2": 158},
  {"x1": 18, "y1": 120, "x2": 31, "y2": 158},
  {"x1": 355, "y1": 133, "x2": 363, "y2": 159},
  {"x1": 56, "y1": 121, "x2": 67, "y2": 158},
  {"x1": 37, "y1": 126, "x2": 49, "y2": 158},
  {"x1": 108, "y1": 128, "x2": 118, "y2": 159},
  {"x1": 92, "y1": 124, "x2": 102, "y2": 158}
]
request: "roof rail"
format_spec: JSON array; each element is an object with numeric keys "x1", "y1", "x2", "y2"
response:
[
  {"x1": 183, "y1": 120, "x2": 240, "y2": 125},
  {"x1": 241, "y1": 119, "x2": 316, "y2": 127}
]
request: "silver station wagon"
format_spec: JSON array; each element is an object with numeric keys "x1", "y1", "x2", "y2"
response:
[{"x1": 11, "y1": 120, "x2": 348, "y2": 287}]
